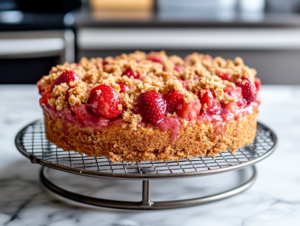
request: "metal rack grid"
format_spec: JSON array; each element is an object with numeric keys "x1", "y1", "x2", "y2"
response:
[{"x1": 15, "y1": 119, "x2": 277, "y2": 180}]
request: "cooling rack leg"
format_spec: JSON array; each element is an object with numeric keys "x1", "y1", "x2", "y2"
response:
[{"x1": 140, "y1": 180, "x2": 153, "y2": 208}]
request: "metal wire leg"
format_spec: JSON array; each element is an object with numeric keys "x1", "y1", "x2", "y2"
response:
[
  {"x1": 139, "y1": 180, "x2": 153, "y2": 208},
  {"x1": 40, "y1": 166, "x2": 257, "y2": 210}
]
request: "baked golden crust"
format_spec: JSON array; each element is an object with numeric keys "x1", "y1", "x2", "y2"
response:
[{"x1": 44, "y1": 109, "x2": 258, "y2": 163}]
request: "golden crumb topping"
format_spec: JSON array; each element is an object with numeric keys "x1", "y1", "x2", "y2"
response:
[{"x1": 39, "y1": 51, "x2": 257, "y2": 119}]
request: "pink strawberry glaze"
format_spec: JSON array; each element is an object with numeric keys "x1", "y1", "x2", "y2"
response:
[
  {"x1": 196, "y1": 96, "x2": 260, "y2": 135},
  {"x1": 41, "y1": 91, "x2": 260, "y2": 142},
  {"x1": 157, "y1": 117, "x2": 182, "y2": 141},
  {"x1": 137, "y1": 116, "x2": 181, "y2": 142}
]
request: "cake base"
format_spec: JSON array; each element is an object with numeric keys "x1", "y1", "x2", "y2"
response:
[{"x1": 43, "y1": 109, "x2": 257, "y2": 163}]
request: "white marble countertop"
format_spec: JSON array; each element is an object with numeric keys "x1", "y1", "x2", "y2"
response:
[{"x1": 1, "y1": 85, "x2": 300, "y2": 226}]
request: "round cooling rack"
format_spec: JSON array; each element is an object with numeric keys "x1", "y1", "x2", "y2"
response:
[
  {"x1": 15, "y1": 119, "x2": 277, "y2": 210},
  {"x1": 15, "y1": 119, "x2": 277, "y2": 180}
]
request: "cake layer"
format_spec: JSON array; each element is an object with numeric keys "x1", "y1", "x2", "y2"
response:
[{"x1": 44, "y1": 109, "x2": 258, "y2": 163}]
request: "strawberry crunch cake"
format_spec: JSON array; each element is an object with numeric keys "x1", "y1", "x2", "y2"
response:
[{"x1": 37, "y1": 51, "x2": 261, "y2": 163}]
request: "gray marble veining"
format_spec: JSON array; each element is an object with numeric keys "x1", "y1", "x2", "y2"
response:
[{"x1": 0, "y1": 85, "x2": 300, "y2": 226}]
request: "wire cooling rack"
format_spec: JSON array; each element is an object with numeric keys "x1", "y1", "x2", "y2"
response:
[{"x1": 15, "y1": 119, "x2": 277, "y2": 180}]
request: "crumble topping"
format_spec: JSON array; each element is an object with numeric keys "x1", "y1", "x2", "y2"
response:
[
  {"x1": 122, "y1": 109, "x2": 142, "y2": 129},
  {"x1": 48, "y1": 83, "x2": 69, "y2": 110},
  {"x1": 40, "y1": 51, "x2": 257, "y2": 119},
  {"x1": 68, "y1": 80, "x2": 89, "y2": 107}
]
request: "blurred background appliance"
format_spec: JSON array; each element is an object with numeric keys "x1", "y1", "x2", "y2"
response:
[
  {"x1": 2, "y1": 0, "x2": 300, "y2": 84},
  {"x1": 0, "y1": 30, "x2": 74, "y2": 84},
  {"x1": 77, "y1": 28, "x2": 300, "y2": 85},
  {"x1": 0, "y1": 0, "x2": 80, "y2": 84}
]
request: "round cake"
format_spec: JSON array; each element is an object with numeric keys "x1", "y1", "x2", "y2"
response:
[{"x1": 37, "y1": 51, "x2": 261, "y2": 163}]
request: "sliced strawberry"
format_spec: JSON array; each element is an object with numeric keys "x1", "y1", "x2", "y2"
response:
[
  {"x1": 218, "y1": 72, "x2": 231, "y2": 81},
  {"x1": 117, "y1": 82, "x2": 130, "y2": 93},
  {"x1": 122, "y1": 68, "x2": 140, "y2": 79},
  {"x1": 89, "y1": 84, "x2": 121, "y2": 119},
  {"x1": 235, "y1": 77, "x2": 256, "y2": 104},
  {"x1": 176, "y1": 99, "x2": 201, "y2": 121},
  {"x1": 254, "y1": 77, "x2": 261, "y2": 91},
  {"x1": 52, "y1": 71, "x2": 79, "y2": 90},
  {"x1": 224, "y1": 86, "x2": 245, "y2": 107},
  {"x1": 199, "y1": 90, "x2": 220, "y2": 114},
  {"x1": 39, "y1": 91, "x2": 52, "y2": 107},
  {"x1": 136, "y1": 91, "x2": 167, "y2": 124},
  {"x1": 164, "y1": 90, "x2": 184, "y2": 114}
]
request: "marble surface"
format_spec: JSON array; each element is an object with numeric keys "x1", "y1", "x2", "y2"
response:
[{"x1": 1, "y1": 85, "x2": 300, "y2": 226}]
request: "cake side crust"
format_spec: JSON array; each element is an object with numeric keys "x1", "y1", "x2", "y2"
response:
[{"x1": 44, "y1": 110, "x2": 258, "y2": 162}]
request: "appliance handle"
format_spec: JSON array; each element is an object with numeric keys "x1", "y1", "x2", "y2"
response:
[
  {"x1": 78, "y1": 28, "x2": 300, "y2": 50},
  {"x1": 0, "y1": 38, "x2": 64, "y2": 57}
]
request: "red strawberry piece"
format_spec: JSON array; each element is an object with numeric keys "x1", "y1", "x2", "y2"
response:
[
  {"x1": 72, "y1": 104, "x2": 92, "y2": 122},
  {"x1": 122, "y1": 68, "x2": 140, "y2": 79},
  {"x1": 136, "y1": 91, "x2": 167, "y2": 124},
  {"x1": 89, "y1": 84, "x2": 121, "y2": 119},
  {"x1": 174, "y1": 65, "x2": 185, "y2": 72},
  {"x1": 44, "y1": 85, "x2": 51, "y2": 93},
  {"x1": 218, "y1": 72, "x2": 232, "y2": 81},
  {"x1": 65, "y1": 85, "x2": 76, "y2": 100},
  {"x1": 164, "y1": 90, "x2": 184, "y2": 114},
  {"x1": 199, "y1": 90, "x2": 220, "y2": 114},
  {"x1": 204, "y1": 55, "x2": 213, "y2": 63},
  {"x1": 176, "y1": 99, "x2": 201, "y2": 121},
  {"x1": 177, "y1": 78, "x2": 185, "y2": 86},
  {"x1": 102, "y1": 61, "x2": 108, "y2": 67},
  {"x1": 254, "y1": 77, "x2": 261, "y2": 91},
  {"x1": 147, "y1": 54, "x2": 163, "y2": 63},
  {"x1": 117, "y1": 82, "x2": 130, "y2": 93},
  {"x1": 52, "y1": 71, "x2": 79, "y2": 90},
  {"x1": 39, "y1": 91, "x2": 52, "y2": 107},
  {"x1": 235, "y1": 77, "x2": 256, "y2": 104},
  {"x1": 224, "y1": 86, "x2": 244, "y2": 106},
  {"x1": 177, "y1": 78, "x2": 190, "y2": 90},
  {"x1": 223, "y1": 102, "x2": 238, "y2": 114}
]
